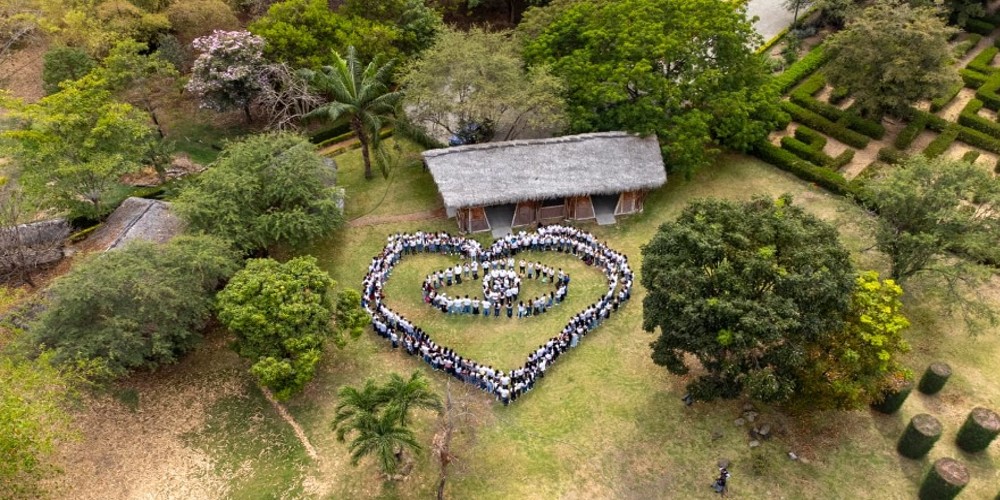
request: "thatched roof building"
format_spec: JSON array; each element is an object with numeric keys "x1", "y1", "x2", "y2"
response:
[{"x1": 423, "y1": 132, "x2": 666, "y2": 233}]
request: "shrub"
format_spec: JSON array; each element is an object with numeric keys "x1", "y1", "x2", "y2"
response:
[
  {"x1": 753, "y1": 141, "x2": 852, "y2": 195},
  {"x1": 962, "y1": 150, "x2": 982, "y2": 163},
  {"x1": 793, "y1": 73, "x2": 826, "y2": 97},
  {"x1": 878, "y1": 147, "x2": 907, "y2": 165},
  {"x1": 919, "y1": 458, "x2": 970, "y2": 500},
  {"x1": 955, "y1": 407, "x2": 1000, "y2": 453},
  {"x1": 961, "y1": 69, "x2": 989, "y2": 89},
  {"x1": 930, "y1": 83, "x2": 964, "y2": 112},
  {"x1": 957, "y1": 125, "x2": 1000, "y2": 154},
  {"x1": 780, "y1": 101, "x2": 870, "y2": 148},
  {"x1": 917, "y1": 362, "x2": 952, "y2": 395},
  {"x1": 953, "y1": 34, "x2": 983, "y2": 59},
  {"x1": 774, "y1": 44, "x2": 830, "y2": 93},
  {"x1": 897, "y1": 413, "x2": 942, "y2": 459},
  {"x1": 967, "y1": 46, "x2": 999, "y2": 75},
  {"x1": 976, "y1": 73, "x2": 1000, "y2": 110},
  {"x1": 794, "y1": 125, "x2": 827, "y2": 149},
  {"x1": 840, "y1": 113, "x2": 886, "y2": 140},
  {"x1": 871, "y1": 381, "x2": 913, "y2": 414},
  {"x1": 923, "y1": 126, "x2": 959, "y2": 158},
  {"x1": 790, "y1": 87, "x2": 885, "y2": 139},
  {"x1": 830, "y1": 86, "x2": 850, "y2": 105},
  {"x1": 42, "y1": 47, "x2": 96, "y2": 95},
  {"x1": 965, "y1": 18, "x2": 996, "y2": 36},
  {"x1": 830, "y1": 148, "x2": 855, "y2": 168},
  {"x1": 895, "y1": 117, "x2": 927, "y2": 150},
  {"x1": 781, "y1": 136, "x2": 833, "y2": 166}
]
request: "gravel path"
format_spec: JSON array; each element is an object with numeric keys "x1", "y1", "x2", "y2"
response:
[{"x1": 747, "y1": 0, "x2": 796, "y2": 42}]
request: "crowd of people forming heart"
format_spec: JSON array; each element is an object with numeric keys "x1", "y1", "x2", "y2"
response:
[
  {"x1": 420, "y1": 256, "x2": 569, "y2": 319},
  {"x1": 362, "y1": 225, "x2": 633, "y2": 405}
]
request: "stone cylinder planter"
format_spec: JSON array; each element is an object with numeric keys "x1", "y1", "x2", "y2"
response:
[
  {"x1": 917, "y1": 362, "x2": 952, "y2": 395},
  {"x1": 898, "y1": 414, "x2": 942, "y2": 459},
  {"x1": 872, "y1": 381, "x2": 913, "y2": 414},
  {"x1": 918, "y1": 458, "x2": 969, "y2": 500},
  {"x1": 955, "y1": 407, "x2": 1000, "y2": 453}
]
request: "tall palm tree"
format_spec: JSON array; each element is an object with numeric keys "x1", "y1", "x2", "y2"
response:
[
  {"x1": 332, "y1": 378, "x2": 383, "y2": 442},
  {"x1": 303, "y1": 46, "x2": 402, "y2": 180},
  {"x1": 379, "y1": 371, "x2": 443, "y2": 427},
  {"x1": 347, "y1": 409, "x2": 422, "y2": 476}
]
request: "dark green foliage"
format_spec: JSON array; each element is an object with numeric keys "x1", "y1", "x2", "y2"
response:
[
  {"x1": 917, "y1": 362, "x2": 952, "y2": 395},
  {"x1": 26, "y1": 235, "x2": 240, "y2": 377},
  {"x1": 919, "y1": 458, "x2": 970, "y2": 500},
  {"x1": 774, "y1": 44, "x2": 831, "y2": 93},
  {"x1": 641, "y1": 195, "x2": 856, "y2": 403},
  {"x1": 753, "y1": 141, "x2": 852, "y2": 194},
  {"x1": 967, "y1": 46, "x2": 999, "y2": 75},
  {"x1": 976, "y1": 74, "x2": 1000, "y2": 111},
  {"x1": 962, "y1": 150, "x2": 982, "y2": 163},
  {"x1": 953, "y1": 34, "x2": 983, "y2": 59},
  {"x1": 217, "y1": 256, "x2": 335, "y2": 400},
  {"x1": 878, "y1": 147, "x2": 907, "y2": 165},
  {"x1": 788, "y1": 74, "x2": 886, "y2": 139},
  {"x1": 780, "y1": 101, "x2": 870, "y2": 148},
  {"x1": 897, "y1": 413, "x2": 942, "y2": 459},
  {"x1": 42, "y1": 46, "x2": 96, "y2": 95},
  {"x1": 930, "y1": 84, "x2": 964, "y2": 112},
  {"x1": 895, "y1": 118, "x2": 926, "y2": 150},
  {"x1": 956, "y1": 125, "x2": 1000, "y2": 154},
  {"x1": 955, "y1": 407, "x2": 1000, "y2": 453},
  {"x1": 794, "y1": 125, "x2": 827, "y2": 149},
  {"x1": 173, "y1": 132, "x2": 344, "y2": 253},
  {"x1": 781, "y1": 136, "x2": 834, "y2": 166},
  {"x1": 923, "y1": 126, "x2": 959, "y2": 158},
  {"x1": 309, "y1": 123, "x2": 353, "y2": 144},
  {"x1": 961, "y1": 69, "x2": 989, "y2": 89},
  {"x1": 957, "y1": 99, "x2": 1000, "y2": 140},
  {"x1": 830, "y1": 148, "x2": 855, "y2": 168},
  {"x1": 965, "y1": 18, "x2": 996, "y2": 35},
  {"x1": 871, "y1": 381, "x2": 912, "y2": 414},
  {"x1": 830, "y1": 85, "x2": 851, "y2": 105}
]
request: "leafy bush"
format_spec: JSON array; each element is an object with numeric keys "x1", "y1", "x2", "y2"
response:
[
  {"x1": 794, "y1": 125, "x2": 827, "y2": 149},
  {"x1": 967, "y1": 46, "x2": 999, "y2": 75},
  {"x1": 774, "y1": 44, "x2": 830, "y2": 93},
  {"x1": 781, "y1": 136, "x2": 834, "y2": 166},
  {"x1": 958, "y1": 99, "x2": 1000, "y2": 139},
  {"x1": 953, "y1": 34, "x2": 983, "y2": 59},
  {"x1": 793, "y1": 73, "x2": 825, "y2": 97},
  {"x1": 790, "y1": 80, "x2": 885, "y2": 139},
  {"x1": 961, "y1": 69, "x2": 989, "y2": 89},
  {"x1": 26, "y1": 235, "x2": 240, "y2": 377},
  {"x1": 878, "y1": 147, "x2": 908, "y2": 164},
  {"x1": 965, "y1": 18, "x2": 996, "y2": 36},
  {"x1": 957, "y1": 123, "x2": 1000, "y2": 153},
  {"x1": 780, "y1": 101, "x2": 870, "y2": 148},
  {"x1": 923, "y1": 126, "x2": 960, "y2": 158},
  {"x1": 931, "y1": 83, "x2": 964, "y2": 112},
  {"x1": 830, "y1": 148, "x2": 856, "y2": 168},
  {"x1": 42, "y1": 47, "x2": 96, "y2": 95},
  {"x1": 895, "y1": 117, "x2": 927, "y2": 149},
  {"x1": 830, "y1": 86, "x2": 851, "y2": 105},
  {"x1": 754, "y1": 141, "x2": 852, "y2": 195}
]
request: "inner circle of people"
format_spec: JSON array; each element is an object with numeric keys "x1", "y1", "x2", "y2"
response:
[
  {"x1": 362, "y1": 225, "x2": 633, "y2": 406},
  {"x1": 421, "y1": 256, "x2": 567, "y2": 319}
]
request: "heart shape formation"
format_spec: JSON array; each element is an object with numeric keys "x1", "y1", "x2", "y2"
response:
[
  {"x1": 420, "y1": 259, "x2": 568, "y2": 319},
  {"x1": 362, "y1": 225, "x2": 633, "y2": 404}
]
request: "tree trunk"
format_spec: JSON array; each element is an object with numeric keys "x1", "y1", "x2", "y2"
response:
[
  {"x1": 243, "y1": 103, "x2": 252, "y2": 124},
  {"x1": 792, "y1": 4, "x2": 800, "y2": 28},
  {"x1": 354, "y1": 119, "x2": 373, "y2": 180},
  {"x1": 150, "y1": 110, "x2": 165, "y2": 139}
]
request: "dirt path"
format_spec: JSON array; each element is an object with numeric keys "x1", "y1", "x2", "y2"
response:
[
  {"x1": 260, "y1": 387, "x2": 320, "y2": 462},
  {"x1": 348, "y1": 207, "x2": 447, "y2": 228}
]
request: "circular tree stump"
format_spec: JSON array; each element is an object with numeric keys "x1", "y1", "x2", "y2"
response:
[
  {"x1": 898, "y1": 414, "x2": 943, "y2": 459},
  {"x1": 956, "y1": 407, "x2": 1000, "y2": 453},
  {"x1": 919, "y1": 458, "x2": 970, "y2": 500},
  {"x1": 872, "y1": 381, "x2": 913, "y2": 414},
  {"x1": 918, "y1": 362, "x2": 952, "y2": 395}
]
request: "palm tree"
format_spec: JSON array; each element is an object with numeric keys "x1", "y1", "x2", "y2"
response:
[
  {"x1": 303, "y1": 46, "x2": 402, "y2": 180},
  {"x1": 332, "y1": 378, "x2": 383, "y2": 442},
  {"x1": 347, "y1": 409, "x2": 422, "y2": 476},
  {"x1": 379, "y1": 371, "x2": 443, "y2": 426}
]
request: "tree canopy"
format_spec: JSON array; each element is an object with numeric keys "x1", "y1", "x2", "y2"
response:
[
  {"x1": 216, "y1": 256, "x2": 336, "y2": 399},
  {"x1": 173, "y1": 132, "x2": 343, "y2": 252},
  {"x1": 824, "y1": 0, "x2": 959, "y2": 118},
  {"x1": 521, "y1": 0, "x2": 783, "y2": 174},
  {"x1": 400, "y1": 27, "x2": 565, "y2": 143},
  {"x1": 26, "y1": 235, "x2": 240, "y2": 377},
  {"x1": 185, "y1": 30, "x2": 268, "y2": 121},
  {"x1": 641, "y1": 196, "x2": 857, "y2": 403}
]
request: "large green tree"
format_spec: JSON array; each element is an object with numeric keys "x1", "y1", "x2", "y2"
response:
[
  {"x1": 173, "y1": 132, "x2": 343, "y2": 253},
  {"x1": 400, "y1": 27, "x2": 565, "y2": 143},
  {"x1": 521, "y1": 0, "x2": 783, "y2": 174},
  {"x1": 824, "y1": 0, "x2": 959, "y2": 118},
  {"x1": 26, "y1": 235, "x2": 240, "y2": 377},
  {"x1": 41, "y1": 46, "x2": 95, "y2": 95},
  {"x1": 216, "y1": 256, "x2": 335, "y2": 399},
  {"x1": 641, "y1": 196, "x2": 857, "y2": 403},
  {"x1": 859, "y1": 155, "x2": 1000, "y2": 325},
  {"x1": 0, "y1": 85, "x2": 156, "y2": 218},
  {"x1": 341, "y1": 0, "x2": 442, "y2": 56},
  {"x1": 303, "y1": 46, "x2": 402, "y2": 180}
]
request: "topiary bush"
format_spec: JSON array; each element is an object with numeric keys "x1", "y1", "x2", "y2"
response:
[
  {"x1": 918, "y1": 362, "x2": 953, "y2": 395},
  {"x1": 781, "y1": 136, "x2": 833, "y2": 166},
  {"x1": 753, "y1": 141, "x2": 853, "y2": 195},
  {"x1": 955, "y1": 407, "x2": 1000, "y2": 453},
  {"x1": 966, "y1": 18, "x2": 997, "y2": 36},
  {"x1": 967, "y1": 46, "x2": 1000, "y2": 75},
  {"x1": 961, "y1": 69, "x2": 990, "y2": 89},
  {"x1": 780, "y1": 101, "x2": 870, "y2": 148},
  {"x1": 872, "y1": 381, "x2": 913, "y2": 414},
  {"x1": 919, "y1": 458, "x2": 970, "y2": 500},
  {"x1": 794, "y1": 125, "x2": 827, "y2": 149},
  {"x1": 923, "y1": 127, "x2": 960, "y2": 158},
  {"x1": 774, "y1": 44, "x2": 831, "y2": 93},
  {"x1": 898, "y1": 414, "x2": 943, "y2": 459},
  {"x1": 957, "y1": 126, "x2": 1000, "y2": 154}
]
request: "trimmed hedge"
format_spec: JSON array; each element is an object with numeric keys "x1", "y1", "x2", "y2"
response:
[
  {"x1": 780, "y1": 101, "x2": 870, "y2": 148},
  {"x1": 872, "y1": 382, "x2": 913, "y2": 414},
  {"x1": 954, "y1": 34, "x2": 983, "y2": 59},
  {"x1": 309, "y1": 123, "x2": 352, "y2": 144},
  {"x1": 956, "y1": 407, "x2": 1000, "y2": 453},
  {"x1": 924, "y1": 126, "x2": 960, "y2": 158},
  {"x1": 897, "y1": 414, "x2": 942, "y2": 459},
  {"x1": 774, "y1": 44, "x2": 830, "y2": 93},
  {"x1": 919, "y1": 458, "x2": 970, "y2": 500},
  {"x1": 781, "y1": 136, "x2": 832, "y2": 166},
  {"x1": 962, "y1": 149, "x2": 982, "y2": 163},
  {"x1": 790, "y1": 86, "x2": 886, "y2": 139},
  {"x1": 966, "y1": 18, "x2": 997, "y2": 36},
  {"x1": 918, "y1": 362, "x2": 952, "y2": 395},
  {"x1": 895, "y1": 117, "x2": 927, "y2": 150},
  {"x1": 794, "y1": 125, "x2": 827, "y2": 149},
  {"x1": 753, "y1": 141, "x2": 852, "y2": 195},
  {"x1": 967, "y1": 46, "x2": 999, "y2": 75},
  {"x1": 976, "y1": 72, "x2": 1000, "y2": 111},
  {"x1": 957, "y1": 126, "x2": 1000, "y2": 154},
  {"x1": 878, "y1": 147, "x2": 908, "y2": 165},
  {"x1": 931, "y1": 83, "x2": 964, "y2": 112},
  {"x1": 961, "y1": 69, "x2": 990, "y2": 89},
  {"x1": 830, "y1": 148, "x2": 855, "y2": 169}
]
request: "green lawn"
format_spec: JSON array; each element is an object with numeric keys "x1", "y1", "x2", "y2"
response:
[{"x1": 330, "y1": 138, "x2": 442, "y2": 220}]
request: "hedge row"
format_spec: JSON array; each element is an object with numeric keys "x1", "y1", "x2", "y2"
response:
[
  {"x1": 962, "y1": 150, "x2": 982, "y2": 163},
  {"x1": 906, "y1": 107, "x2": 951, "y2": 132},
  {"x1": 962, "y1": 68, "x2": 989, "y2": 89},
  {"x1": 794, "y1": 125, "x2": 827, "y2": 149},
  {"x1": 895, "y1": 116, "x2": 927, "y2": 150},
  {"x1": 967, "y1": 46, "x2": 999, "y2": 75},
  {"x1": 878, "y1": 147, "x2": 908, "y2": 164},
  {"x1": 789, "y1": 82, "x2": 885, "y2": 139},
  {"x1": 957, "y1": 98, "x2": 1000, "y2": 141},
  {"x1": 931, "y1": 83, "x2": 965, "y2": 112},
  {"x1": 830, "y1": 148, "x2": 855, "y2": 168},
  {"x1": 977, "y1": 73, "x2": 1000, "y2": 110},
  {"x1": 965, "y1": 18, "x2": 997, "y2": 36},
  {"x1": 953, "y1": 34, "x2": 983, "y2": 59},
  {"x1": 780, "y1": 101, "x2": 870, "y2": 148},
  {"x1": 774, "y1": 44, "x2": 830, "y2": 94},
  {"x1": 781, "y1": 136, "x2": 833, "y2": 166},
  {"x1": 754, "y1": 141, "x2": 853, "y2": 195},
  {"x1": 924, "y1": 126, "x2": 960, "y2": 158},
  {"x1": 957, "y1": 125, "x2": 1000, "y2": 154}
]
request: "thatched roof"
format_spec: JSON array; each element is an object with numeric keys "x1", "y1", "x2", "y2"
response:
[
  {"x1": 422, "y1": 132, "x2": 666, "y2": 209},
  {"x1": 87, "y1": 197, "x2": 185, "y2": 252}
]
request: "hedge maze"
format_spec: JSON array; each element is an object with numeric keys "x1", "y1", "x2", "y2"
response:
[{"x1": 762, "y1": 16, "x2": 1000, "y2": 188}]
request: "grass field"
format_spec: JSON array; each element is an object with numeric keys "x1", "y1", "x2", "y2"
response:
[{"x1": 42, "y1": 147, "x2": 1000, "y2": 499}]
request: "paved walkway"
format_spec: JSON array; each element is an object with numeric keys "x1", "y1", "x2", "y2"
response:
[{"x1": 747, "y1": 0, "x2": 796, "y2": 42}]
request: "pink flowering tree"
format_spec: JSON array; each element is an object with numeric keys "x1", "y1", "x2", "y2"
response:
[{"x1": 186, "y1": 30, "x2": 267, "y2": 122}]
